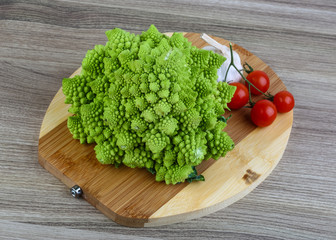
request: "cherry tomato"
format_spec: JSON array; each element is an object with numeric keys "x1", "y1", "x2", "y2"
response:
[
  {"x1": 273, "y1": 91, "x2": 295, "y2": 113},
  {"x1": 246, "y1": 70, "x2": 270, "y2": 95},
  {"x1": 251, "y1": 100, "x2": 277, "y2": 127},
  {"x1": 227, "y1": 82, "x2": 249, "y2": 110}
]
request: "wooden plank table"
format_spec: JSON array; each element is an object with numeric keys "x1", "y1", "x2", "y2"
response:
[{"x1": 1, "y1": 0, "x2": 336, "y2": 239}]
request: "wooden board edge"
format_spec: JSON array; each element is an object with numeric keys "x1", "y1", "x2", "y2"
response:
[
  {"x1": 38, "y1": 147, "x2": 149, "y2": 227},
  {"x1": 38, "y1": 152, "x2": 75, "y2": 188}
]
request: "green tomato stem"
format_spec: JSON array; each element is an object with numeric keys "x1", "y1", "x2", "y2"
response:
[
  {"x1": 248, "y1": 82, "x2": 254, "y2": 107},
  {"x1": 223, "y1": 64, "x2": 232, "y2": 83},
  {"x1": 243, "y1": 62, "x2": 254, "y2": 74},
  {"x1": 218, "y1": 114, "x2": 232, "y2": 123},
  {"x1": 227, "y1": 43, "x2": 273, "y2": 99}
]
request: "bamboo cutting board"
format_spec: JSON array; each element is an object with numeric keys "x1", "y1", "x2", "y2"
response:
[{"x1": 38, "y1": 32, "x2": 293, "y2": 227}]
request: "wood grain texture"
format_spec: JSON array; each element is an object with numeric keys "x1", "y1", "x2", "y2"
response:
[
  {"x1": 38, "y1": 33, "x2": 292, "y2": 227},
  {"x1": 1, "y1": 0, "x2": 336, "y2": 238}
]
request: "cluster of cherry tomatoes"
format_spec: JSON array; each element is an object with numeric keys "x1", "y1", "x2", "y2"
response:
[{"x1": 227, "y1": 69, "x2": 295, "y2": 127}]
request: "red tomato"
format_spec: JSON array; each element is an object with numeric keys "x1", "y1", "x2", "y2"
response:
[
  {"x1": 273, "y1": 91, "x2": 295, "y2": 113},
  {"x1": 246, "y1": 70, "x2": 270, "y2": 95},
  {"x1": 251, "y1": 100, "x2": 277, "y2": 127},
  {"x1": 227, "y1": 82, "x2": 249, "y2": 110}
]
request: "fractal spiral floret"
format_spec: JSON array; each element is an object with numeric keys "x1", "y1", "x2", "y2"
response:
[{"x1": 62, "y1": 25, "x2": 236, "y2": 184}]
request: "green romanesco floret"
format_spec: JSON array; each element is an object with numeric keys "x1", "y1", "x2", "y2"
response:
[
  {"x1": 140, "y1": 24, "x2": 165, "y2": 45},
  {"x1": 62, "y1": 25, "x2": 236, "y2": 184},
  {"x1": 62, "y1": 75, "x2": 95, "y2": 113},
  {"x1": 158, "y1": 116, "x2": 178, "y2": 136},
  {"x1": 198, "y1": 99, "x2": 218, "y2": 130},
  {"x1": 216, "y1": 81, "x2": 237, "y2": 110},
  {"x1": 155, "y1": 164, "x2": 194, "y2": 185},
  {"x1": 105, "y1": 28, "x2": 137, "y2": 55},
  {"x1": 154, "y1": 99, "x2": 171, "y2": 117},
  {"x1": 175, "y1": 130, "x2": 207, "y2": 166},
  {"x1": 88, "y1": 75, "x2": 110, "y2": 98},
  {"x1": 104, "y1": 103, "x2": 125, "y2": 129},
  {"x1": 94, "y1": 136, "x2": 123, "y2": 167},
  {"x1": 169, "y1": 32, "x2": 192, "y2": 49},
  {"x1": 162, "y1": 145, "x2": 177, "y2": 168},
  {"x1": 141, "y1": 107, "x2": 159, "y2": 123},
  {"x1": 82, "y1": 45, "x2": 106, "y2": 78},
  {"x1": 116, "y1": 129, "x2": 138, "y2": 151},
  {"x1": 67, "y1": 116, "x2": 88, "y2": 144},
  {"x1": 124, "y1": 146, "x2": 154, "y2": 169},
  {"x1": 206, "y1": 128, "x2": 234, "y2": 161},
  {"x1": 131, "y1": 116, "x2": 148, "y2": 133},
  {"x1": 144, "y1": 131, "x2": 169, "y2": 154},
  {"x1": 80, "y1": 101, "x2": 105, "y2": 141},
  {"x1": 134, "y1": 96, "x2": 148, "y2": 111}
]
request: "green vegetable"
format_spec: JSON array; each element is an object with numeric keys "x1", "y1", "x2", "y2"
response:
[{"x1": 63, "y1": 25, "x2": 236, "y2": 184}]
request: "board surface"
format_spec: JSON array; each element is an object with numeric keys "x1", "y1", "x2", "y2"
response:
[{"x1": 38, "y1": 32, "x2": 293, "y2": 227}]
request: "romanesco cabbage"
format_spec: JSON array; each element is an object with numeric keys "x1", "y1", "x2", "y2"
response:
[{"x1": 63, "y1": 25, "x2": 236, "y2": 184}]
